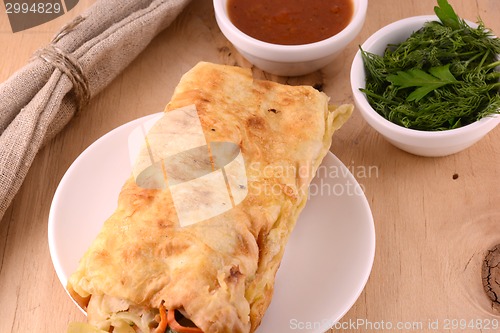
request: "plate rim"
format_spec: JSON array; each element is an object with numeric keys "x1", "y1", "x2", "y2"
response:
[{"x1": 48, "y1": 113, "x2": 376, "y2": 333}]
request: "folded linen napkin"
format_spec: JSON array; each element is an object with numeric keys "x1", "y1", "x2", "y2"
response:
[{"x1": 0, "y1": 0, "x2": 192, "y2": 220}]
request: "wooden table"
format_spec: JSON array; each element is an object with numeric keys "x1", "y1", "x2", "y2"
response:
[{"x1": 1, "y1": 0, "x2": 499, "y2": 332}]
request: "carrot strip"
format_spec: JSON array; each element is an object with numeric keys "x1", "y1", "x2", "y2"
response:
[
  {"x1": 154, "y1": 304, "x2": 168, "y2": 333},
  {"x1": 167, "y1": 309, "x2": 203, "y2": 333}
]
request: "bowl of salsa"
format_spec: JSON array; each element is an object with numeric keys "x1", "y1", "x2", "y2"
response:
[{"x1": 214, "y1": 0, "x2": 367, "y2": 76}]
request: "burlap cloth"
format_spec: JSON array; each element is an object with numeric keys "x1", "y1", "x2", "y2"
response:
[{"x1": 0, "y1": 0, "x2": 192, "y2": 220}]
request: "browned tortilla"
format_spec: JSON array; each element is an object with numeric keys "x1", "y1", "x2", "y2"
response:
[{"x1": 67, "y1": 62, "x2": 352, "y2": 333}]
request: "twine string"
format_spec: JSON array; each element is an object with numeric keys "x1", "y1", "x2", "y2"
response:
[{"x1": 34, "y1": 15, "x2": 90, "y2": 112}]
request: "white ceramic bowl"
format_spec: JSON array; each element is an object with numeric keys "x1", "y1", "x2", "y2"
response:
[
  {"x1": 351, "y1": 15, "x2": 500, "y2": 157},
  {"x1": 214, "y1": 0, "x2": 367, "y2": 76}
]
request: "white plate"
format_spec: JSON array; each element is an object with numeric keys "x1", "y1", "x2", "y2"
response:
[{"x1": 48, "y1": 114, "x2": 375, "y2": 333}]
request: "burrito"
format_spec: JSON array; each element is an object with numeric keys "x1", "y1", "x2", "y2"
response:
[{"x1": 67, "y1": 62, "x2": 352, "y2": 333}]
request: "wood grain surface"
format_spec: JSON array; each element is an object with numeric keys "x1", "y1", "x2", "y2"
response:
[{"x1": 1, "y1": 0, "x2": 499, "y2": 332}]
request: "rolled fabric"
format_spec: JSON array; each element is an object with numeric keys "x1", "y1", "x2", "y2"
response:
[{"x1": 0, "y1": 0, "x2": 192, "y2": 220}]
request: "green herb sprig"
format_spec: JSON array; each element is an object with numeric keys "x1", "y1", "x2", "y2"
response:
[{"x1": 360, "y1": 0, "x2": 500, "y2": 131}]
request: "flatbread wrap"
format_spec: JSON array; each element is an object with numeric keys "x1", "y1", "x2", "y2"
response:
[{"x1": 67, "y1": 62, "x2": 353, "y2": 333}]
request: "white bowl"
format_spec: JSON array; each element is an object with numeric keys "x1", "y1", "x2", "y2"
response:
[
  {"x1": 351, "y1": 15, "x2": 500, "y2": 157},
  {"x1": 214, "y1": 0, "x2": 367, "y2": 76}
]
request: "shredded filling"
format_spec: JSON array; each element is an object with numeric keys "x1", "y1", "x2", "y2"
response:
[{"x1": 86, "y1": 294, "x2": 203, "y2": 333}]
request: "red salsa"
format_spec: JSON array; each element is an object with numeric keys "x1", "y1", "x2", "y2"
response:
[{"x1": 227, "y1": 0, "x2": 354, "y2": 45}]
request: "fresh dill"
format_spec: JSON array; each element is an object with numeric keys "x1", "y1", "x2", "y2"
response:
[{"x1": 360, "y1": 0, "x2": 500, "y2": 131}]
